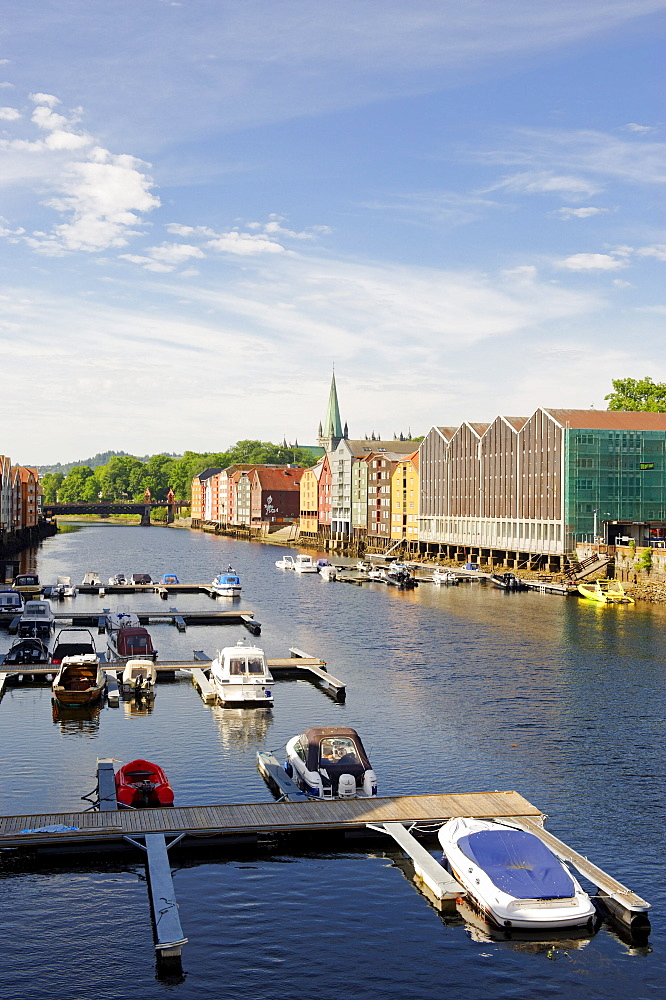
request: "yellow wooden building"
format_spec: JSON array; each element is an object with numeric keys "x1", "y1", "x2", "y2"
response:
[{"x1": 390, "y1": 451, "x2": 419, "y2": 543}]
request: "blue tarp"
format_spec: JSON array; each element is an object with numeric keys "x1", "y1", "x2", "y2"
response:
[{"x1": 457, "y1": 829, "x2": 575, "y2": 899}]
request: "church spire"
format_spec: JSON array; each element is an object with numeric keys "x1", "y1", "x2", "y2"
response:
[{"x1": 318, "y1": 369, "x2": 345, "y2": 451}]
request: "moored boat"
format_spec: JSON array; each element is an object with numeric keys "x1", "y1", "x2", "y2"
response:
[
  {"x1": 129, "y1": 573, "x2": 152, "y2": 585},
  {"x1": 12, "y1": 573, "x2": 40, "y2": 595},
  {"x1": 438, "y1": 817, "x2": 596, "y2": 930},
  {"x1": 211, "y1": 567, "x2": 242, "y2": 597},
  {"x1": 285, "y1": 726, "x2": 378, "y2": 799},
  {"x1": 577, "y1": 579, "x2": 634, "y2": 604},
  {"x1": 17, "y1": 600, "x2": 55, "y2": 640},
  {"x1": 432, "y1": 569, "x2": 459, "y2": 586},
  {"x1": 3, "y1": 636, "x2": 50, "y2": 666},
  {"x1": 105, "y1": 611, "x2": 140, "y2": 631},
  {"x1": 160, "y1": 573, "x2": 179, "y2": 585},
  {"x1": 275, "y1": 555, "x2": 295, "y2": 570},
  {"x1": 51, "y1": 628, "x2": 97, "y2": 665},
  {"x1": 491, "y1": 572, "x2": 528, "y2": 592},
  {"x1": 386, "y1": 563, "x2": 417, "y2": 588},
  {"x1": 0, "y1": 589, "x2": 24, "y2": 619},
  {"x1": 209, "y1": 639, "x2": 273, "y2": 706},
  {"x1": 114, "y1": 759, "x2": 174, "y2": 807},
  {"x1": 107, "y1": 625, "x2": 157, "y2": 664},
  {"x1": 52, "y1": 653, "x2": 106, "y2": 707},
  {"x1": 293, "y1": 554, "x2": 318, "y2": 574},
  {"x1": 121, "y1": 658, "x2": 157, "y2": 699},
  {"x1": 319, "y1": 564, "x2": 337, "y2": 581},
  {"x1": 81, "y1": 572, "x2": 102, "y2": 587},
  {"x1": 108, "y1": 573, "x2": 127, "y2": 586}
]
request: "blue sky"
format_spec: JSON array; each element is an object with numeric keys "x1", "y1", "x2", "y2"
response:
[{"x1": 1, "y1": 1, "x2": 665, "y2": 464}]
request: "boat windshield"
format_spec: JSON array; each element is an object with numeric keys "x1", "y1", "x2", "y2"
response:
[
  {"x1": 126, "y1": 636, "x2": 150, "y2": 651},
  {"x1": 228, "y1": 655, "x2": 265, "y2": 675},
  {"x1": 319, "y1": 737, "x2": 359, "y2": 765}
]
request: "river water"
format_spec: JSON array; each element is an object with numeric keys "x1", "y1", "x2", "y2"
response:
[{"x1": 1, "y1": 524, "x2": 664, "y2": 1000}]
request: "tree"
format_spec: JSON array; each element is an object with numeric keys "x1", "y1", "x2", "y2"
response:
[
  {"x1": 41, "y1": 472, "x2": 64, "y2": 504},
  {"x1": 57, "y1": 466, "x2": 95, "y2": 502},
  {"x1": 605, "y1": 377, "x2": 666, "y2": 412}
]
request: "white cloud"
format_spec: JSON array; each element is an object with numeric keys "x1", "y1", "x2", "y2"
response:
[
  {"x1": 624, "y1": 123, "x2": 655, "y2": 134},
  {"x1": 205, "y1": 232, "x2": 287, "y2": 255},
  {"x1": 486, "y1": 171, "x2": 600, "y2": 200},
  {"x1": 557, "y1": 206, "x2": 607, "y2": 219},
  {"x1": 148, "y1": 243, "x2": 205, "y2": 264},
  {"x1": 556, "y1": 253, "x2": 625, "y2": 271},
  {"x1": 0, "y1": 107, "x2": 20, "y2": 121},
  {"x1": 636, "y1": 244, "x2": 666, "y2": 261},
  {"x1": 29, "y1": 93, "x2": 60, "y2": 108}
]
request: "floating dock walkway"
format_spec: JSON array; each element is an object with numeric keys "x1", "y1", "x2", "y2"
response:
[{"x1": 1, "y1": 777, "x2": 651, "y2": 966}]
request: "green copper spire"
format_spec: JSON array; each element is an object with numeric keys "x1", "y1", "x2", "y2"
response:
[{"x1": 324, "y1": 370, "x2": 343, "y2": 440}]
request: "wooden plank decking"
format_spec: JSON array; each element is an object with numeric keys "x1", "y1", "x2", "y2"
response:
[{"x1": 0, "y1": 791, "x2": 542, "y2": 847}]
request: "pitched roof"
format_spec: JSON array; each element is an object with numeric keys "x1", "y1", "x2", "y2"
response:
[
  {"x1": 345, "y1": 439, "x2": 419, "y2": 457},
  {"x1": 323, "y1": 372, "x2": 343, "y2": 439},
  {"x1": 503, "y1": 416, "x2": 529, "y2": 431},
  {"x1": 251, "y1": 467, "x2": 305, "y2": 490},
  {"x1": 543, "y1": 409, "x2": 666, "y2": 430}
]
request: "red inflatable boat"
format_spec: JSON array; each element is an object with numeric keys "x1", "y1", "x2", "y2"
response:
[{"x1": 114, "y1": 759, "x2": 174, "y2": 807}]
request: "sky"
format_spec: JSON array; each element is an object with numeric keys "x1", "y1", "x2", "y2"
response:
[{"x1": 1, "y1": 0, "x2": 665, "y2": 465}]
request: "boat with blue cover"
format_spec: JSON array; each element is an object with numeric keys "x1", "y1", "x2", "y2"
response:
[
  {"x1": 211, "y1": 567, "x2": 242, "y2": 597},
  {"x1": 438, "y1": 817, "x2": 596, "y2": 930}
]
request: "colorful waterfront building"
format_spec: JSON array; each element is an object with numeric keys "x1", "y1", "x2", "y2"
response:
[
  {"x1": 299, "y1": 461, "x2": 322, "y2": 538},
  {"x1": 391, "y1": 451, "x2": 419, "y2": 544},
  {"x1": 250, "y1": 467, "x2": 304, "y2": 525}
]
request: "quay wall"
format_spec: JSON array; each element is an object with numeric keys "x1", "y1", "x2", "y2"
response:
[{"x1": 0, "y1": 519, "x2": 57, "y2": 560}]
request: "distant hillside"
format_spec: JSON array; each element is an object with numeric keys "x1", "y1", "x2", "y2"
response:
[{"x1": 37, "y1": 450, "x2": 181, "y2": 475}]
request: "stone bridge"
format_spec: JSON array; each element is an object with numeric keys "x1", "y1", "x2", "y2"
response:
[{"x1": 43, "y1": 501, "x2": 186, "y2": 525}]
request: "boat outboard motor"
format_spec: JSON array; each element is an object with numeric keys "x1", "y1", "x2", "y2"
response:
[
  {"x1": 337, "y1": 773, "x2": 356, "y2": 798},
  {"x1": 362, "y1": 770, "x2": 378, "y2": 797}
]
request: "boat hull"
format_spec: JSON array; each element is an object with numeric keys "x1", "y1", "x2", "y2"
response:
[
  {"x1": 439, "y1": 818, "x2": 596, "y2": 930},
  {"x1": 115, "y1": 759, "x2": 174, "y2": 807},
  {"x1": 211, "y1": 681, "x2": 273, "y2": 705}
]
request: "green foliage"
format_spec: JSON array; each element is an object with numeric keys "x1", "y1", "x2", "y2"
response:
[
  {"x1": 638, "y1": 548, "x2": 653, "y2": 571},
  {"x1": 605, "y1": 377, "x2": 666, "y2": 412},
  {"x1": 48, "y1": 442, "x2": 320, "y2": 503}
]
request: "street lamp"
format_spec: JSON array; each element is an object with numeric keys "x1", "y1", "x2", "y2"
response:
[{"x1": 593, "y1": 509, "x2": 598, "y2": 539}]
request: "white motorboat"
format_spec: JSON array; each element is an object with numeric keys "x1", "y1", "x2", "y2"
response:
[
  {"x1": 438, "y1": 818, "x2": 596, "y2": 931},
  {"x1": 121, "y1": 658, "x2": 157, "y2": 699},
  {"x1": 293, "y1": 554, "x2": 318, "y2": 574},
  {"x1": 367, "y1": 566, "x2": 388, "y2": 582},
  {"x1": 17, "y1": 600, "x2": 55, "y2": 640},
  {"x1": 57, "y1": 576, "x2": 77, "y2": 597},
  {"x1": 108, "y1": 573, "x2": 127, "y2": 586},
  {"x1": 106, "y1": 611, "x2": 140, "y2": 631},
  {"x1": 356, "y1": 560, "x2": 371, "y2": 572},
  {"x1": 211, "y1": 568, "x2": 242, "y2": 597},
  {"x1": 386, "y1": 562, "x2": 417, "y2": 588},
  {"x1": 209, "y1": 639, "x2": 274, "y2": 706},
  {"x1": 284, "y1": 726, "x2": 377, "y2": 799},
  {"x1": 0, "y1": 589, "x2": 24, "y2": 620},
  {"x1": 319, "y1": 564, "x2": 337, "y2": 581},
  {"x1": 82, "y1": 572, "x2": 102, "y2": 587},
  {"x1": 432, "y1": 569, "x2": 459, "y2": 585},
  {"x1": 275, "y1": 555, "x2": 296, "y2": 570}
]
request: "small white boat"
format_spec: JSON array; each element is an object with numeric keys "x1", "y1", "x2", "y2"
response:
[
  {"x1": 0, "y1": 589, "x2": 24, "y2": 619},
  {"x1": 432, "y1": 569, "x2": 459, "y2": 586},
  {"x1": 293, "y1": 554, "x2": 318, "y2": 574},
  {"x1": 82, "y1": 572, "x2": 102, "y2": 587},
  {"x1": 18, "y1": 600, "x2": 55, "y2": 640},
  {"x1": 56, "y1": 575, "x2": 77, "y2": 597},
  {"x1": 367, "y1": 567, "x2": 388, "y2": 582},
  {"x1": 108, "y1": 573, "x2": 127, "y2": 586},
  {"x1": 106, "y1": 611, "x2": 140, "y2": 631},
  {"x1": 438, "y1": 818, "x2": 596, "y2": 931},
  {"x1": 121, "y1": 658, "x2": 157, "y2": 699},
  {"x1": 319, "y1": 564, "x2": 337, "y2": 581},
  {"x1": 209, "y1": 639, "x2": 273, "y2": 706},
  {"x1": 275, "y1": 555, "x2": 296, "y2": 570},
  {"x1": 211, "y1": 568, "x2": 242, "y2": 597},
  {"x1": 285, "y1": 727, "x2": 377, "y2": 799}
]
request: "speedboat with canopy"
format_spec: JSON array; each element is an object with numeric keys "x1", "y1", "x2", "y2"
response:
[
  {"x1": 577, "y1": 579, "x2": 634, "y2": 604},
  {"x1": 211, "y1": 568, "x2": 242, "y2": 597},
  {"x1": 51, "y1": 628, "x2": 97, "y2": 665},
  {"x1": 293, "y1": 554, "x2": 318, "y2": 573},
  {"x1": 432, "y1": 569, "x2": 459, "y2": 585},
  {"x1": 107, "y1": 625, "x2": 157, "y2": 664},
  {"x1": 209, "y1": 639, "x2": 273, "y2": 705},
  {"x1": 438, "y1": 817, "x2": 596, "y2": 930},
  {"x1": 17, "y1": 600, "x2": 55, "y2": 640},
  {"x1": 284, "y1": 726, "x2": 378, "y2": 799},
  {"x1": 275, "y1": 555, "x2": 295, "y2": 570}
]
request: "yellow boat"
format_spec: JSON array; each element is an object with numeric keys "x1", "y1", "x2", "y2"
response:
[{"x1": 577, "y1": 579, "x2": 634, "y2": 604}]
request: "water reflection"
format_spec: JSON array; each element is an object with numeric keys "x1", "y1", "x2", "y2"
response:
[
  {"x1": 454, "y1": 897, "x2": 595, "y2": 953},
  {"x1": 122, "y1": 697, "x2": 156, "y2": 718},
  {"x1": 211, "y1": 705, "x2": 273, "y2": 751},
  {"x1": 51, "y1": 699, "x2": 101, "y2": 735}
]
